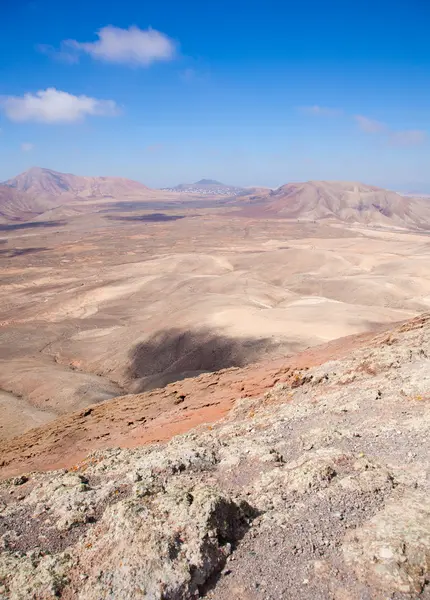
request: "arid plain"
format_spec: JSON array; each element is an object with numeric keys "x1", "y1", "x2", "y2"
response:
[{"x1": 1, "y1": 173, "x2": 430, "y2": 442}]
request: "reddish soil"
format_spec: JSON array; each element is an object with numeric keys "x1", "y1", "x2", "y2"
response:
[{"x1": 0, "y1": 325, "x2": 395, "y2": 480}]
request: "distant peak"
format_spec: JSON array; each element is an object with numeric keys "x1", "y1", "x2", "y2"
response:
[
  {"x1": 18, "y1": 166, "x2": 64, "y2": 178},
  {"x1": 195, "y1": 179, "x2": 224, "y2": 186},
  {"x1": 24, "y1": 166, "x2": 46, "y2": 174}
]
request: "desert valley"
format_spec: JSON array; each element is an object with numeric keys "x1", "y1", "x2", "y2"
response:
[
  {"x1": 3, "y1": 1, "x2": 430, "y2": 596},
  {"x1": 1, "y1": 167, "x2": 430, "y2": 598},
  {"x1": 1, "y1": 167, "x2": 430, "y2": 443}
]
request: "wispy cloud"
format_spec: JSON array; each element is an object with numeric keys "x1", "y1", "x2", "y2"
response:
[
  {"x1": 36, "y1": 43, "x2": 80, "y2": 64},
  {"x1": 1, "y1": 88, "x2": 119, "y2": 123},
  {"x1": 355, "y1": 114, "x2": 426, "y2": 146},
  {"x1": 389, "y1": 129, "x2": 427, "y2": 146},
  {"x1": 21, "y1": 142, "x2": 34, "y2": 152},
  {"x1": 354, "y1": 115, "x2": 386, "y2": 133},
  {"x1": 299, "y1": 105, "x2": 342, "y2": 117},
  {"x1": 44, "y1": 26, "x2": 177, "y2": 66}
]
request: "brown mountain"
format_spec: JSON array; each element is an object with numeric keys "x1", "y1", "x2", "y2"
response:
[
  {"x1": 0, "y1": 185, "x2": 58, "y2": 223},
  {"x1": 3, "y1": 167, "x2": 150, "y2": 199},
  {"x1": 241, "y1": 181, "x2": 430, "y2": 228},
  {"x1": 0, "y1": 167, "x2": 154, "y2": 222}
]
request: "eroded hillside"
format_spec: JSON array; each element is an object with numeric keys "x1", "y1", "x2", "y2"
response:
[{"x1": 1, "y1": 313, "x2": 429, "y2": 599}]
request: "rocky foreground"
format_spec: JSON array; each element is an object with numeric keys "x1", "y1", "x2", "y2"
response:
[{"x1": 1, "y1": 314, "x2": 430, "y2": 599}]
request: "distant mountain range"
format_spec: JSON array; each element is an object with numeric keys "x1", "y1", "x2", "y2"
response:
[
  {"x1": 401, "y1": 191, "x2": 430, "y2": 199},
  {"x1": 1, "y1": 168, "x2": 430, "y2": 230},
  {"x1": 0, "y1": 167, "x2": 153, "y2": 222},
  {"x1": 163, "y1": 179, "x2": 246, "y2": 195},
  {"x1": 4, "y1": 167, "x2": 149, "y2": 199}
]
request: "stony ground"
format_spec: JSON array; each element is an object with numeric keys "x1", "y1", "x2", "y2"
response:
[{"x1": 1, "y1": 313, "x2": 430, "y2": 599}]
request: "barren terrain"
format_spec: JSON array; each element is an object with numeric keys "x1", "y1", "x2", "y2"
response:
[
  {"x1": 238, "y1": 181, "x2": 430, "y2": 228},
  {"x1": 1, "y1": 312, "x2": 430, "y2": 600},
  {"x1": 2, "y1": 170, "x2": 430, "y2": 598},
  {"x1": 1, "y1": 190, "x2": 430, "y2": 441}
]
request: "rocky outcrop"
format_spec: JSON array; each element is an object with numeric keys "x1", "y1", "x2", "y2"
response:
[
  {"x1": 1, "y1": 314, "x2": 430, "y2": 598},
  {"x1": 0, "y1": 326, "x2": 388, "y2": 479}
]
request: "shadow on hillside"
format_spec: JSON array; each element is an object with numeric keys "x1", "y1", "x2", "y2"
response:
[
  {"x1": 0, "y1": 247, "x2": 49, "y2": 258},
  {"x1": 0, "y1": 220, "x2": 66, "y2": 232},
  {"x1": 105, "y1": 213, "x2": 186, "y2": 223},
  {"x1": 128, "y1": 327, "x2": 288, "y2": 392}
]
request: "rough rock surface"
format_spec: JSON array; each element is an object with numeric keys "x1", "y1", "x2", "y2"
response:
[
  {"x1": 1, "y1": 314, "x2": 430, "y2": 599},
  {"x1": 0, "y1": 327, "x2": 390, "y2": 479}
]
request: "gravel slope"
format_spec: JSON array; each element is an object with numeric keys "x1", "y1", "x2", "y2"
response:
[{"x1": 1, "y1": 314, "x2": 430, "y2": 598}]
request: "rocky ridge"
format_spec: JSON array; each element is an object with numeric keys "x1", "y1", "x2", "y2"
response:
[{"x1": 1, "y1": 314, "x2": 430, "y2": 599}]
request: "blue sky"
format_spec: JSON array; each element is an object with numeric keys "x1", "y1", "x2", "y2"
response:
[{"x1": 1, "y1": 0, "x2": 430, "y2": 189}]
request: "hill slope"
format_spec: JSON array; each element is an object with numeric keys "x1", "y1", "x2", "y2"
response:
[
  {"x1": 3, "y1": 167, "x2": 150, "y2": 199},
  {"x1": 0, "y1": 185, "x2": 58, "y2": 222},
  {"x1": 242, "y1": 181, "x2": 430, "y2": 228},
  {"x1": 1, "y1": 313, "x2": 430, "y2": 599},
  {"x1": 1, "y1": 167, "x2": 155, "y2": 221}
]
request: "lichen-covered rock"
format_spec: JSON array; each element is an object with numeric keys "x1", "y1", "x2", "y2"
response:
[
  {"x1": 1, "y1": 314, "x2": 430, "y2": 598},
  {"x1": 0, "y1": 551, "x2": 71, "y2": 600},
  {"x1": 0, "y1": 481, "x2": 253, "y2": 600},
  {"x1": 71, "y1": 484, "x2": 253, "y2": 600},
  {"x1": 343, "y1": 491, "x2": 430, "y2": 595}
]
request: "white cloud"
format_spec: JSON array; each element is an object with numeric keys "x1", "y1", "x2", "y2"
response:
[
  {"x1": 299, "y1": 105, "x2": 342, "y2": 117},
  {"x1": 1, "y1": 88, "x2": 119, "y2": 123},
  {"x1": 21, "y1": 142, "x2": 34, "y2": 152},
  {"x1": 389, "y1": 129, "x2": 426, "y2": 146},
  {"x1": 354, "y1": 115, "x2": 386, "y2": 133},
  {"x1": 63, "y1": 26, "x2": 176, "y2": 66}
]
